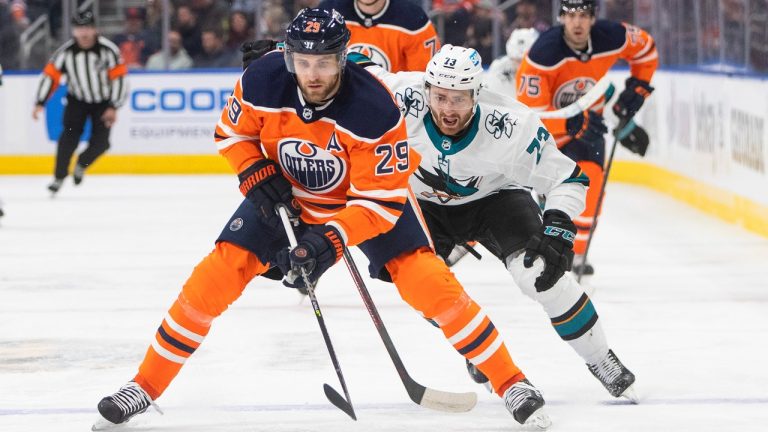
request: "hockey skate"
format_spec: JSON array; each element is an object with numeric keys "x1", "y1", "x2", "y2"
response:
[
  {"x1": 465, "y1": 359, "x2": 493, "y2": 393},
  {"x1": 93, "y1": 381, "x2": 162, "y2": 430},
  {"x1": 47, "y1": 179, "x2": 63, "y2": 195},
  {"x1": 572, "y1": 254, "x2": 594, "y2": 276},
  {"x1": 73, "y1": 164, "x2": 86, "y2": 185},
  {"x1": 503, "y1": 379, "x2": 551, "y2": 430},
  {"x1": 588, "y1": 349, "x2": 638, "y2": 403}
]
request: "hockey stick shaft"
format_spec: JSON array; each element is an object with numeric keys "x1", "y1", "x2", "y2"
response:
[
  {"x1": 575, "y1": 133, "x2": 619, "y2": 283},
  {"x1": 277, "y1": 206, "x2": 357, "y2": 420},
  {"x1": 461, "y1": 242, "x2": 483, "y2": 260},
  {"x1": 341, "y1": 247, "x2": 477, "y2": 412}
]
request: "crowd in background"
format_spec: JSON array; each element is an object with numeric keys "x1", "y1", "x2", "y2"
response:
[{"x1": 2, "y1": 0, "x2": 768, "y2": 72}]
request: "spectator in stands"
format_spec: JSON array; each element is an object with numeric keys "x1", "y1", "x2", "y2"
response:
[
  {"x1": 193, "y1": 27, "x2": 239, "y2": 68},
  {"x1": 145, "y1": 29, "x2": 193, "y2": 70},
  {"x1": 509, "y1": 0, "x2": 550, "y2": 33},
  {"x1": 112, "y1": 7, "x2": 159, "y2": 69},
  {"x1": 465, "y1": 0, "x2": 504, "y2": 65},
  {"x1": 261, "y1": 4, "x2": 289, "y2": 41},
  {"x1": 0, "y1": 1, "x2": 21, "y2": 70},
  {"x1": 175, "y1": 4, "x2": 203, "y2": 59},
  {"x1": 190, "y1": 0, "x2": 229, "y2": 34},
  {"x1": 227, "y1": 9, "x2": 255, "y2": 51}
]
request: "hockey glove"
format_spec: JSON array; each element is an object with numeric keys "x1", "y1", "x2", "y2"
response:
[
  {"x1": 524, "y1": 210, "x2": 576, "y2": 292},
  {"x1": 566, "y1": 110, "x2": 608, "y2": 148},
  {"x1": 238, "y1": 159, "x2": 300, "y2": 229},
  {"x1": 240, "y1": 39, "x2": 278, "y2": 70},
  {"x1": 612, "y1": 77, "x2": 654, "y2": 122},
  {"x1": 275, "y1": 225, "x2": 344, "y2": 289}
]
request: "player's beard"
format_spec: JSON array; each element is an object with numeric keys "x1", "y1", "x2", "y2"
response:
[
  {"x1": 431, "y1": 107, "x2": 475, "y2": 137},
  {"x1": 298, "y1": 73, "x2": 342, "y2": 105}
]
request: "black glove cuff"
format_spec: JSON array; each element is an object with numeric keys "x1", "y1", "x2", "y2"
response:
[{"x1": 238, "y1": 159, "x2": 280, "y2": 197}]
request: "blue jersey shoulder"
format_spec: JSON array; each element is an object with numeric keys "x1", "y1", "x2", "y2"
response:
[
  {"x1": 333, "y1": 61, "x2": 402, "y2": 140},
  {"x1": 241, "y1": 51, "x2": 293, "y2": 109},
  {"x1": 527, "y1": 20, "x2": 628, "y2": 66},
  {"x1": 527, "y1": 26, "x2": 569, "y2": 67},
  {"x1": 590, "y1": 20, "x2": 627, "y2": 54},
  {"x1": 321, "y1": 0, "x2": 430, "y2": 32}
]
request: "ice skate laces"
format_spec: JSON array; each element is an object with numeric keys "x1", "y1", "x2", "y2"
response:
[
  {"x1": 110, "y1": 382, "x2": 152, "y2": 417},
  {"x1": 589, "y1": 351, "x2": 623, "y2": 384}
]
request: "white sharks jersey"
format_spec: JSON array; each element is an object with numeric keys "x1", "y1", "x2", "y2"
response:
[
  {"x1": 483, "y1": 56, "x2": 520, "y2": 98},
  {"x1": 365, "y1": 65, "x2": 588, "y2": 219}
]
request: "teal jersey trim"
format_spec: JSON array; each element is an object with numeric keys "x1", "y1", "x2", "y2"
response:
[
  {"x1": 564, "y1": 171, "x2": 591, "y2": 186},
  {"x1": 423, "y1": 106, "x2": 482, "y2": 156}
]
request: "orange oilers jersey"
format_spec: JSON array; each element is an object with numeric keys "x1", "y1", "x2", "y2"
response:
[
  {"x1": 214, "y1": 52, "x2": 418, "y2": 247},
  {"x1": 319, "y1": 0, "x2": 440, "y2": 72},
  {"x1": 516, "y1": 20, "x2": 658, "y2": 145}
]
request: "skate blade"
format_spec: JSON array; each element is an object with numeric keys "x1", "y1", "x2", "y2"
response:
[
  {"x1": 522, "y1": 408, "x2": 552, "y2": 431},
  {"x1": 620, "y1": 384, "x2": 639, "y2": 404},
  {"x1": 91, "y1": 417, "x2": 120, "y2": 431}
]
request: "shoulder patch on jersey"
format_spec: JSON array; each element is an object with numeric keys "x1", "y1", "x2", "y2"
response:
[
  {"x1": 527, "y1": 26, "x2": 569, "y2": 67},
  {"x1": 333, "y1": 62, "x2": 402, "y2": 140},
  {"x1": 394, "y1": 86, "x2": 426, "y2": 119},
  {"x1": 484, "y1": 110, "x2": 518, "y2": 139},
  {"x1": 591, "y1": 20, "x2": 627, "y2": 54}
]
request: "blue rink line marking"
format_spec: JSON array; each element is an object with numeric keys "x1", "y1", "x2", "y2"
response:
[{"x1": 2, "y1": 398, "x2": 768, "y2": 416}]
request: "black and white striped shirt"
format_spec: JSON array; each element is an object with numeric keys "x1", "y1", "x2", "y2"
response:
[{"x1": 35, "y1": 36, "x2": 128, "y2": 107}]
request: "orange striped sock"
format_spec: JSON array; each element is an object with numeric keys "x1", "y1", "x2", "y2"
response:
[{"x1": 433, "y1": 293, "x2": 524, "y2": 397}]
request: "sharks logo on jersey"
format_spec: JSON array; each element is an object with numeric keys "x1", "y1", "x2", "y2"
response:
[
  {"x1": 348, "y1": 43, "x2": 392, "y2": 71},
  {"x1": 484, "y1": 110, "x2": 518, "y2": 139},
  {"x1": 395, "y1": 87, "x2": 425, "y2": 119},
  {"x1": 414, "y1": 156, "x2": 482, "y2": 204},
  {"x1": 279, "y1": 139, "x2": 347, "y2": 193}
]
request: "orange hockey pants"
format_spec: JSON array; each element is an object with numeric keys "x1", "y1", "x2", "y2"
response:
[{"x1": 134, "y1": 242, "x2": 525, "y2": 400}]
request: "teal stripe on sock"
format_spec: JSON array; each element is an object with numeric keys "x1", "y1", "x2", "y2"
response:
[{"x1": 553, "y1": 299, "x2": 597, "y2": 339}]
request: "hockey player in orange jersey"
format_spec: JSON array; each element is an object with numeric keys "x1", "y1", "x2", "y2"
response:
[
  {"x1": 318, "y1": 0, "x2": 440, "y2": 71},
  {"x1": 93, "y1": 8, "x2": 550, "y2": 430},
  {"x1": 516, "y1": 0, "x2": 657, "y2": 275}
]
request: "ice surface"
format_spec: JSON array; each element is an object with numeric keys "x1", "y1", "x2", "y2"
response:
[{"x1": 1, "y1": 175, "x2": 767, "y2": 431}]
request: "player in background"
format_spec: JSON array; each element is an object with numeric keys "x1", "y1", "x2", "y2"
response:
[
  {"x1": 32, "y1": 10, "x2": 127, "y2": 195},
  {"x1": 516, "y1": 0, "x2": 657, "y2": 274},
  {"x1": 318, "y1": 0, "x2": 440, "y2": 72},
  {"x1": 348, "y1": 44, "x2": 636, "y2": 403},
  {"x1": 94, "y1": 9, "x2": 550, "y2": 430},
  {"x1": 483, "y1": 27, "x2": 539, "y2": 97},
  {"x1": 0, "y1": 63, "x2": 4, "y2": 219}
]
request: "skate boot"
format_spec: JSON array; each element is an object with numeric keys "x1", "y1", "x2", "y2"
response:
[
  {"x1": 47, "y1": 179, "x2": 64, "y2": 194},
  {"x1": 465, "y1": 359, "x2": 492, "y2": 393},
  {"x1": 588, "y1": 349, "x2": 638, "y2": 402},
  {"x1": 572, "y1": 254, "x2": 594, "y2": 276},
  {"x1": 93, "y1": 381, "x2": 161, "y2": 430},
  {"x1": 73, "y1": 164, "x2": 86, "y2": 185},
  {"x1": 503, "y1": 379, "x2": 551, "y2": 430}
]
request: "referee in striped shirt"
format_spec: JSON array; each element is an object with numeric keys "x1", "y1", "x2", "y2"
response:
[{"x1": 32, "y1": 10, "x2": 128, "y2": 194}]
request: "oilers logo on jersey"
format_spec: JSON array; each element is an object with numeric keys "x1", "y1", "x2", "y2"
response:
[
  {"x1": 484, "y1": 110, "x2": 518, "y2": 139},
  {"x1": 348, "y1": 44, "x2": 392, "y2": 71},
  {"x1": 395, "y1": 87, "x2": 425, "y2": 119},
  {"x1": 552, "y1": 77, "x2": 597, "y2": 109},
  {"x1": 278, "y1": 139, "x2": 347, "y2": 193}
]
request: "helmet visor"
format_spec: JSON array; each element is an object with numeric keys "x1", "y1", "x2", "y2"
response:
[
  {"x1": 286, "y1": 50, "x2": 345, "y2": 76},
  {"x1": 426, "y1": 85, "x2": 476, "y2": 111}
]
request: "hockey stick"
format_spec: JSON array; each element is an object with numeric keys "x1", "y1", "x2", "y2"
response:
[
  {"x1": 574, "y1": 120, "x2": 636, "y2": 282},
  {"x1": 341, "y1": 247, "x2": 478, "y2": 413},
  {"x1": 277, "y1": 206, "x2": 357, "y2": 420},
  {"x1": 538, "y1": 76, "x2": 614, "y2": 119}
]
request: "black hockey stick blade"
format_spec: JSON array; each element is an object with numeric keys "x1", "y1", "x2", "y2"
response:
[{"x1": 324, "y1": 383, "x2": 357, "y2": 420}]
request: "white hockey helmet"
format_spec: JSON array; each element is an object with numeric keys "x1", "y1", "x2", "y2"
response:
[
  {"x1": 424, "y1": 44, "x2": 484, "y2": 101},
  {"x1": 506, "y1": 28, "x2": 539, "y2": 61}
]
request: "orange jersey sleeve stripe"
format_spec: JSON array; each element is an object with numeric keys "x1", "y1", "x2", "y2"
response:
[{"x1": 107, "y1": 63, "x2": 128, "y2": 80}]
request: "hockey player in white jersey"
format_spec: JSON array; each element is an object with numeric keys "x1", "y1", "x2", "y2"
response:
[
  {"x1": 354, "y1": 44, "x2": 637, "y2": 403},
  {"x1": 483, "y1": 28, "x2": 539, "y2": 97}
]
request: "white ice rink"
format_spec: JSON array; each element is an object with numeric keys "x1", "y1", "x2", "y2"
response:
[{"x1": 1, "y1": 175, "x2": 767, "y2": 432}]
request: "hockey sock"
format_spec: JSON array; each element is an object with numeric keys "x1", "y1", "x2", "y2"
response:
[{"x1": 573, "y1": 161, "x2": 603, "y2": 254}]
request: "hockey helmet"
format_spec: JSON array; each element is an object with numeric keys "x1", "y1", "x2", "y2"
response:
[
  {"x1": 72, "y1": 10, "x2": 95, "y2": 27},
  {"x1": 559, "y1": 0, "x2": 596, "y2": 15},
  {"x1": 284, "y1": 8, "x2": 350, "y2": 74},
  {"x1": 424, "y1": 44, "x2": 483, "y2": 109},
  {"x1": 506, "y1": 28, "x2": 539, "y2": 61}
]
